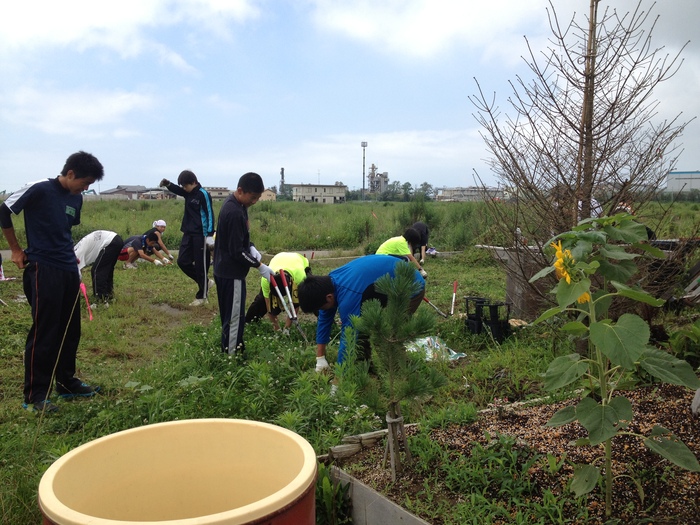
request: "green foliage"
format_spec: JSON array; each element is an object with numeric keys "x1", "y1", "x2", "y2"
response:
[
  {"x1": 667, "y1": 319, "x2": 700, "y2": 369},
  {"x1": 532, "y1": 212, "x2": 700, "y2": 518},
  {"x1": 315, "y1": 463, "x2": 353, "y2": 525}
]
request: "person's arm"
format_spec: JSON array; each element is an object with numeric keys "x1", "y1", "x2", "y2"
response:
[
  {"x1": 137, "y1": 248, "x2": 157, "y2": 264},
  {"x1": 155, "y1": 232, "x2": 173, "y2": 259},
  {"x1": 406, "y1": 253, "x2": 422, "y2": 269},
  {"x1": 0, "y1": 204, "x2": 26, "y2": 269},
  {"x1": 160, "y1": 179, "x2": 186, "y2": 197}
]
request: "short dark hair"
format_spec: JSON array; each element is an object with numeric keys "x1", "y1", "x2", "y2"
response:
[
  {"x1": 273, "y1": 270, "x2": 293, "y2": 289},
  {"x1": 297, "y1": 275, "x2": 334, "y2": 314},
  {"x1": 403, "y1": 227, "x2": 420, "y2": 248},
  {"x1": 237, "y1": 172, "x2": 264, "y2": 194},
  {"x1": 146, "y1": 232, "x2": 159, "y2": 243},
  {"x1": 61, "y1": 151, "x2": 104, "y2": 180},
  {"x1": 177, "y1": 170, "x2": 198, "y2": 186}
]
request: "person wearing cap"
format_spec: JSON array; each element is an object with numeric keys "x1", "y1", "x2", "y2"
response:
[
  {"x1": 213, "y1": 172, "x2": 273, "y2": 355},
  {"x1": 245, "y1": 252, "x2": 311, "y2": 332},
  {"x1": 119, "y1": 232, "x2": 161, "y2": 268},
  {"x1": 375, "y1": 227, "x2": 427, "y2": 277},
  {"x1": 141, "y1": 219, "x2": 174, "y2": 264},
  {"x1": 160, "y1": 171, "x2": 215, "y2": 306},
  {"x1": 297, "y1": 254, "x2": 426, "y2": 372},
  {"x1": 74, "y1": 230, "x2": 124, "y2": 304}
]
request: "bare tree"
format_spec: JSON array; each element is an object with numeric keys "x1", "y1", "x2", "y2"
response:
[{"x1": 470, "y1": 0, "x2": 691, "y2": 317}]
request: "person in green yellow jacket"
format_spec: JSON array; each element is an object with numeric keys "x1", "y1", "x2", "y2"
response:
[
  {"x1": 245, "y1": 251, "x2": 311, "y2": 332},
  {"x1": 375, "y1": 228, "x2": 427, "y2": 277}
]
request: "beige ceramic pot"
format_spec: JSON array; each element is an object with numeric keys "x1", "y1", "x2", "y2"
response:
[{"x1": 38, "y1": 419, "x2": 317, "y2": 525}]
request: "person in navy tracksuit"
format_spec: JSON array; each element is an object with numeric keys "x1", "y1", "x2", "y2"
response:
[
  {"x1": 160, "y1": 170, "x2": 214, "y2": 306},
  {"x1": 0, "y1": 151, "x2": 104, "y2": 413},
  {"x1": 213, "y1": 172, "x2": 273, "y2": 355}
]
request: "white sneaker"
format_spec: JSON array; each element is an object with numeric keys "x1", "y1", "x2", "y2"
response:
[
  {"x1": 123, "y1": 263, "x2": 137, "y2": 270},
  {"x1": 315, "y1": 357, "x2": 330, "y2": 373},
  {"x1": 189, "y1": 298, "x2": 207, "y2": 306}
]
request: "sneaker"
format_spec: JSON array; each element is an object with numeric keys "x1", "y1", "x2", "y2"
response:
[
  {"x1": 189, "y1": 298, "x2": 207, "y2": 306},
  {"x1": 56, "y1": 382, "x2": 100, "y2": 400},
  {"x1": 123, "y1": 263, "x2": 137, "y2": 270},
  {"x1": 23, "y1": 399, "x2": 59, "y2": 413}
]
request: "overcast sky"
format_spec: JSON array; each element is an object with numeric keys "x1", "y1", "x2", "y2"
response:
[{"x1": 1, "y1": 0, "x2": 698, "y2": 194}]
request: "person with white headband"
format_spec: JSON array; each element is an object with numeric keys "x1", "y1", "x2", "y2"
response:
[{"x1": 141, "y1": 219, "x2": 174, "y2": 264}]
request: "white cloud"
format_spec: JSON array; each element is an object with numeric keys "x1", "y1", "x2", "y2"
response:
[
  {"x1": 0, "y1": 87, "x2": 156, "y2": 137},
  {"x1": 0, "y1": 0, "x2": 260, "y2": 54}
]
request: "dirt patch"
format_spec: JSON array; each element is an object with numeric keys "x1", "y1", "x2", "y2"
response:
[{"x1": 338, "y1": 383, "x2": 700, "y2": 524}]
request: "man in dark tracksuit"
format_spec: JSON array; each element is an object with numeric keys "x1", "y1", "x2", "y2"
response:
[
  {"x1": 213, "y1": 172, "x2": 272, "y2": 355},
  {"x1": 160, "y1": 170, "x2": 214, "y2": 306},
  {"x1": 0, "y1": 151, "x2": 104, "y2": 413}
]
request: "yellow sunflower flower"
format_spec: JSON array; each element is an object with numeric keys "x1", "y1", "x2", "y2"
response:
[{"x1": 577, "y1": 292, "x2": 591, "y2": 304}]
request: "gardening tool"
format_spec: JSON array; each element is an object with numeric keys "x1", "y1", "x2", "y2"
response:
[
  {"x1": 450, "y1": 280, "x2": 458, "y2": 316},
  {"x1": 278, "y1": 268, "x2": 310, "y2": 344},
  {"x1": 269, "y1": 275, "x2": 294, "y2": 320},
  {"x1": 79, "y1": 282, "x2": 93, "y2": 321},
  {"x1": 423, "y1": 296, "x2": 448, "y2": 318}
]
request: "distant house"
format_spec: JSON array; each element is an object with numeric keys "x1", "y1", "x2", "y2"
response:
[
  {"x1": 259, "y1": 189, "x2": 277, "y2": 202},
  {"x1": 666, "y1": 171, "x2": 700, "y2": 193},
  {"x1": 290, "y1": 183, "x2": 347, "y2": 204},
  {"x1": 100, "y1": 186, "x2": 170, "y2": 200},
  {"x1": 206, "y1": 187, "x2": 230, "y2": 200}
]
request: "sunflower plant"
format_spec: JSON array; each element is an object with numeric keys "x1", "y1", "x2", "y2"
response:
[{"x1": 530, "y1": 212, "x2": 700, "y2": 517}]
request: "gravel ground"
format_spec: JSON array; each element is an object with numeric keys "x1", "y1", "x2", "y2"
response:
[{"x1": 339, "y1": 383, "x2": 700, "y2": 524}]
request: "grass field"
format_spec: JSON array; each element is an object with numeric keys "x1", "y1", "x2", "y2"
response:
[{"x1": 0, "y1": 198, "x2": 698, "y2": 524}]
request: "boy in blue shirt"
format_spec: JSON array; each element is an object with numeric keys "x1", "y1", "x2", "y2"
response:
[{"x1": 297, "y1": 255, "x2": 425, "y2": 372}]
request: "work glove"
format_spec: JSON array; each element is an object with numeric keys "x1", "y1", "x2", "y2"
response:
[
  {"x1": 281, "y1": 328, "x2": 290, "y2": 336},
  {"x1": 315, "y1": 356, "x2": 330, "y2": 373},
  {"x1": 154, "y1": 259, "x2": 163, "y2": 266},
  {"x1": 205, "y1": 236, "x2": 215, "y2": 250},
  {"x1": 168, "y1": 253, "x2": 174, "y2": 260},
  {"x1": 162, "y1": 258, "x2": 172, "y2": 265},
  {"x1": 249, "y1": 245, "x2": 262, "y2": 262},
  {"x1": 257, "y1": 263, "x2": 273, "y2": 280},
  {"x1": 419, "y1": 268, "x2": 428, "y2": 278},
  {"x1": 419, "y1": 259, "x2": 424, "y2": 265},
  {"x1": 159, "y1": 178, "x2": 170, "y2": 188}
]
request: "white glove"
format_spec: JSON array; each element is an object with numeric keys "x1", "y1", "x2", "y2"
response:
[
  {"x1": 419, "y1": 259, "x2": 424, "y2": 265},
  {"x1": 419, "y1": 268, "x2": 428, "y2": 278},
  {"x1": 315, "y1": 356, "x2": 330, "y2": 372},
  {"x1": 168, "y1": 253, "x2": 174, "y2": 260},
  {"x1": 249, "y1": 245, "x2": 262, "y2": 262},
  {"x1": 257, "y1": 263, "x2": 273, "y2": 280},
  {"x1": 281, "y1": 328, "x2": 290, "y2": 336},
  {"x1": 154, "y1": 259, "x2": 163, "y2": 266},
  {"x1": 163, "y1": 258, "x2": 172, "y2": 265},
  {"x1": 205, "y1": 236, "x2": 215, "y2": 250}
]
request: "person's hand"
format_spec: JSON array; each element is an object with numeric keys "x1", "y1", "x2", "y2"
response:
[
  {"x1": 419, "y1": 259, "x2": 424, "y2": 265},
  {"x1": 154, "y1": 259, "x2": 163, "y2": 266},
  {"x1": 162, "y1": 258, "x2": 172, "y2": 265},
  {"x1": 205, "y1": 236, "x2": 215, "y2": 250},
  {"x1": 257, "y1": 263, "x2": 273, "y2": 280},
  {"x1": 159, "y1": 178, "x2": 170, "y2": 188},
  {"x1": 249, "y1": 245, "x2": 262, "y2": 262},
  {"x1": 419, "y1": 268, "x2": 428, "y2": 278},
  {"x1": 282, "y1": 328, "x2": 290, "y2": 336},
  {"x1": 168, "y1": 253, "x2": 174, "y2": 260}
]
